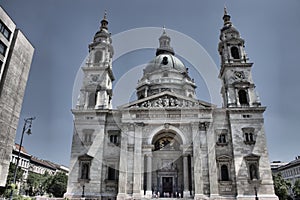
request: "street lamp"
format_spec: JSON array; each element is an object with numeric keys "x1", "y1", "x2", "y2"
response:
[
  {"x1": 252, "y1": 178, "x2": 259, "y2": 200},
  {"x1": 254, "y1": 186, "x2": 259, "y2": 200},
  {"x1": 82, "y1": 184, "x2": 85, "y2": 198},
  {"x1": 9, "y1": 117, "x2": 35, "y2": 200}
]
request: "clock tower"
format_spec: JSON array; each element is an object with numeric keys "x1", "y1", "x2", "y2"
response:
[
  {"x1": 218, "y1": 8, "x2": 261, "y2": 108},
  {"x1": 218, "y1": 8, "x2": 277, "y2": 200},
  {"x1": 76, "y1": 12, "x2": 114, "y2": 110}
]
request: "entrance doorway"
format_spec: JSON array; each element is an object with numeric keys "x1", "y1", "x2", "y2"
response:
[{"x1": 162, "y1": 177, "x2": 173, "y2": 196}]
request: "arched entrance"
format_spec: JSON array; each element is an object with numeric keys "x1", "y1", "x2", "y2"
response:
[{"x1": 146, "y1": 131, "x2": 184, "y2": 197}]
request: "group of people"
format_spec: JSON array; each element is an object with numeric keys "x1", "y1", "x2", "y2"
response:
[{"x1": 152, "y1": 191, "x2": 183, "y2": 198}]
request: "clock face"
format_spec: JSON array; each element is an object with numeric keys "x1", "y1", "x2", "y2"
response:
[
  {"x1": 234, "y1": 71, "x2": 245, "y2": 79},
  {"x1": 91, "y1": 74, "x2": 99, "y2": 82}
]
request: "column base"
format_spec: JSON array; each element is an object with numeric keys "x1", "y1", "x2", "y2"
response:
[
  {"x1": 183, "y1": 191, "x2": 190, "y2": 198},
  {"x1": 133, "y1": 192, "x2": 142, "y2": 200},
  {"x1": 145, "y1": 190, "x2": 152, "y2": 198},
  {"x1": 117, "y1": 193, "x2": 127, "y2": 200},
  {"x1": 194, "y1": 194, "x2": 208, "y2": 200},
  {"x1": 236, "y1": 195, "x2": 279, "y2": 200}
]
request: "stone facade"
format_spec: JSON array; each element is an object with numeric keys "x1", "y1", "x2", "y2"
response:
[
  {"x1": 65, "y1": 10, "x2": 278, "y2": 200},
  {"x1": 0, "y1": 6, "x2": 34, "y2": 187}
]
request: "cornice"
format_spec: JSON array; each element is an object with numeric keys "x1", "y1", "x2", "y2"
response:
[{"x1": 226, "y1": 106, "x2": 266, "y2": 113}]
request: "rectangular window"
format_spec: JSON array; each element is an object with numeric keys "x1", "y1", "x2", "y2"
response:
[
  {"x1": 0, "y1": 41, "x2": 7, "y2": 56},
  {"x1": 108, "y1": 167, "x2": 116, "y2": 180},
  {"x1": 0, "y1": 20, "x2": 12, "y2": 41}
]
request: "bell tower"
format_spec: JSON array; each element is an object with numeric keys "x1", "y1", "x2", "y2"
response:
[
  {"x1": 218, "y1": 8, "x2": 260, "y2": 108},
  {"x1": 76, "y1": 12, "x2": 114, "y2": 110}
]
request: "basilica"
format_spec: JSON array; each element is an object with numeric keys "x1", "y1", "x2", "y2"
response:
[{"x1": 65, "y1": 9, "x2": 278, "y2": 200}]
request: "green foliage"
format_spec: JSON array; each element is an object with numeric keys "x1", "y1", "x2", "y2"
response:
[
  {"x1": 26, "y1": 171, "x2": 51, "y2": 196},
  {"x1": 46, "y1": 172, "x2": 68, "y2": 197},
  {"x1": 273, "y1": 173, "x2": 292, "y2": 200},
  {"x1": 293, "y1": 179, "x2": 300, "y2": 199},
  {"x1": 7, "y1": 163, "x2": 24, "y2": 184},
  {"x1": 1, "y1": 163, "x2": 24, "y2": 198}
]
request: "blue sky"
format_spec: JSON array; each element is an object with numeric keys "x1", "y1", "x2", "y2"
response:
[{"x1": 1, "y1": 1, "x2": 300, "y2": 166}]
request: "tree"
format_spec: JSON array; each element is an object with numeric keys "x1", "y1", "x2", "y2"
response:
[
  {"x1": 6, "y1": 163, "x2": 24, "y2": 184},
  {"x1": 47, "y1": 172, "x2": 68, "y2": 197},
  {"x1": 273, "y1": 173, "x2": 292, "y2": 200},
  {"x1": 0, "y1": 163, "x2": 24, "y2": 197},
  {"x1": 293, "y1": 179, "x2": 300, "y2": 200},
  {"x1": 26, "y1": 171, "x2": 51, "y2": 196}
]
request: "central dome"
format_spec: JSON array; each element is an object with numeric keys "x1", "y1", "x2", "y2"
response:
[
  {"x1": 144, "y1": 54, "x2": 187, "y2": 74},
  {"x1": 136, "y1": 29, "x2": 196, "y2": 100}
]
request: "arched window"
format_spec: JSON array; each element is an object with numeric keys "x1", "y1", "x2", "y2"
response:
[
  {"x1": 238, "y1": 90, "x2": 248, "y2": 105},
  {"x1": 88, "y1": 92, "x2": 97, "y2": 108},
  {"x1": 221, "y1": 165, "x2": 229, "y2": 181},
  {"x1": 249, "y1": 164, "x2": 258, "y2": 180},
  {"x1": 81, "y1": 163, "x2": 90, "y2": 179},
  {"x1": 231, "y1": 46, "x2": 240, "y2": 59},
  {"x1": 94, "y1": 51, "x2": 103, "y2": 63}
]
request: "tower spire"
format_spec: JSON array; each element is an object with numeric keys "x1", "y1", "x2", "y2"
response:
[
  {"x1": 223, "y1": 6, "x2": 232, "y2": 26},
  {"x1": 100, "y1": 10, "x2": 108, "y2": 30}
]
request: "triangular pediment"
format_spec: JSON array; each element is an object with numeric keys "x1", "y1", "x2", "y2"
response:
[{"x1": 118, "y1": 91, "x2": 214, "y2": 109}]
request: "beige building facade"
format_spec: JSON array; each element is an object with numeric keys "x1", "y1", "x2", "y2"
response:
[{"x1": 66, "y1": 10, "x2": 278, "y2": 200}]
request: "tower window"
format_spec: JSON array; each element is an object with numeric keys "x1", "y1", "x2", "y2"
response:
[
  {"x1": 88, "y1": 92, "x2": 97, "y2": 108},
  {"x1": 244, "y1": 154, "x2": 260, "y2": 182},
  {"x1": 238, "y1": 89, "x2": 248, "y2": 105},
  {"x1": 243, "y1": 127, "x2": 255, "y2": 145},
  {"x1": 81, "y1": 162, "x2": 90, "y2": 179},
  {"x1": 231, "y1": 46, "x2": 240, "y2": 59},
  {"x1": 221, "y1": 165, "x2": 229, "y2": 181},
  {"x1": 109, "y1": 135, "x2": 119, "y2": 144},
  {"x1": 78, "y1": 154, "x2": 93, "y2": 181},
  {"x1": 249, "y1": 164, "x2": 259, "y2": 180},
  {"x1": 217, "y1": 155, "x2": 232, "y2": 182},
  {"x1": 108, "y1": 130, "x2": 120, "y2": 146},
  {"x1": 218, "y1": 134, "x2": 227, "y2": 144},
  {"x1": 216, "y1": 129, "x2": 228, "y2": 146},
  {"x1": 108, "y1": 166, "x2": 117, "y2": 180},
  {"x1": 94, "y1": 51, "x2": 103, "y2": 63}
]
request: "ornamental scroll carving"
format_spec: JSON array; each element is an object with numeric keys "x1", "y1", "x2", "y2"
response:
[{"x1": 131, "y1": 95, "x2": 200, "y2": 108}]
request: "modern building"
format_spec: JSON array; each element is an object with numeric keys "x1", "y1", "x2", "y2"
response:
[
  {"x1": 0, "y1": 6, "x2": 34, "y2": 187},
  {"x1": 274, "y1": 157, "x2": 300, "y2": 187},
  {"x1": 66, "y1": 9, "x2": 278, "y2": 200},
  {"x1": 270, "y1": 161, "x2": 288, "y2": 174}
]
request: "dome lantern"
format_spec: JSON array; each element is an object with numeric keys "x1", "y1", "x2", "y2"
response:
[{"x1": 156, "y1": 27, "x2": 175, "y2": 56}]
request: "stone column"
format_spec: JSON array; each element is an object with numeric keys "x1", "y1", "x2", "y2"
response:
[
  {"x1": 206, "y1": 122, "x2": 219, "y2": 198},
  {"x1": 84, "y1": 92, "x2": 89, "y2": 109},
  {"x1": 192, "y1": 122, "x2": 205, "y2": 199},
  {"x1": 117, "y1": 126, "x2": 128, "y2": 200},
  {"x1": 183, "y1": 154, "x2": 190, "y2": 197},
  {"x1": 191, "y1": 155, "x2": 194, "y2": 196},
  {"x1": 133, "y1": 123, "x2": 143, "y2": 199},
  {"x1": 145, "y1": 153, "x2": 152, "y2": 198}
]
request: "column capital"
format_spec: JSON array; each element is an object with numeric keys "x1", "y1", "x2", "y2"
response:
[
  {"x1": 145, "y1": 152, "x2": 153, "y2": 157},
  {"x1": 121, "y1": 123, "x2": 134, "y2": 132}
]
